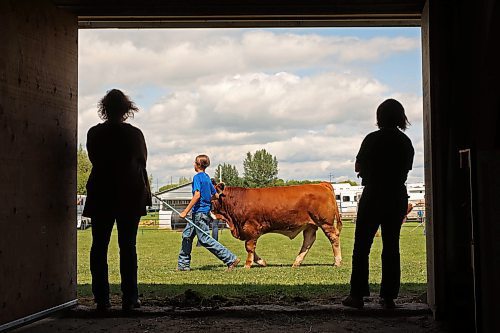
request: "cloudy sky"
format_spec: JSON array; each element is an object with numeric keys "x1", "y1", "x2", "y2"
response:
[{"x1": 78, "y1": 28, "x2": 423, "y2": 190}]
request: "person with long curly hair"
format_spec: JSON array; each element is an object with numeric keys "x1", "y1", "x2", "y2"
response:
[{"x1": 83, "y1": 89, "x2": 152, "y2": 312}]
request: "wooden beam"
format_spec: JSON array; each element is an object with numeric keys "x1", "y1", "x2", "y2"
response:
[{"x1": 52, "y1": 0, "x2": 425, "y2": 28}]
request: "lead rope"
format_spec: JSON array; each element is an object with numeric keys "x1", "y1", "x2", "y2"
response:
[{"x1": 152, "y1": 193, "x2": 226, "y2": 248}]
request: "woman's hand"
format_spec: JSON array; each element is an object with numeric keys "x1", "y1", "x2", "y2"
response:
[{"x1": 179, "y1": 210, "x2": 188, "y2": 219}]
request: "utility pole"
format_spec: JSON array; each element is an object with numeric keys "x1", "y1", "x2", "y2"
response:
[{"x1": 329, "y1": 172, "x2": 334, "y2": 183}]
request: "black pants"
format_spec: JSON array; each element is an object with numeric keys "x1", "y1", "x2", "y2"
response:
[
  {"x1": 90, "y1": 214, "x2": 140, "y2": 304},
  {"x1": 349, "y1": 187, "x2": 408, "y2": 299}
]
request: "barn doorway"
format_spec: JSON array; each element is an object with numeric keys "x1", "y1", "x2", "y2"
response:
[
  {"x1": 76, "y1": 26, "x2": 427, "y2": 310},
  {"x1": 6, "y1": 1, "x2": 493, "y2": 331}
]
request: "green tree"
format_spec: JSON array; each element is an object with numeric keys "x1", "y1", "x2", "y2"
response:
[
  {"x1": 148, "y1": 173, "x2": 154, "y2": 191},
  {"x1": 336, "y1": 179, "x2": 359, "y2": 186},
  {"x1": 157, "y1": 176, "x2": 192, "y2": 193},
  {"x1": 282, "y1": 179, "x2": 321, "y2": 186},
  {"x1": 243, "y1": 149, "x2": 279, "y2": 188},
  {"x1": 77, "y1": 144, "x2": 92, "y2": 194},
  {"x1": 214, "y1": 163, "x2": 243, "y2": 186},
  {"x1": 158, "y1": 183, "x2": 179, "y2": 192},
  {"x1": 179, "y1": 176, "x2": 191, "y2": 184}
]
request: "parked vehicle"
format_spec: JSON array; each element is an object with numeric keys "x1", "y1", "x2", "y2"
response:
[
  {"x1": 332, "y1": 182, "x2": 425, "y2": 222},
  {"x1": 333, "y1": 183, "x2": 363, "y2": 220},
  {"x1": 77, "y1": 195, "x2": 91, "y2": 230},
  {"x1": 147, "y1": 206, "x2": 160, "y2": 213}
]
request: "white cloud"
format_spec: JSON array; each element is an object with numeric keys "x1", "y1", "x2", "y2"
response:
[
  {"x1": 78, "y1": 29, "x2": 420, "y2": 94},
  {"x1": 78, "y1": 28, "x2": 423, "y2": 188}
]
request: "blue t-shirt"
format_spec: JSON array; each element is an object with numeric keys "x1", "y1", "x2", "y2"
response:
[{"x1": 192, "y1": 172, "x2": 216, "y2": 214}]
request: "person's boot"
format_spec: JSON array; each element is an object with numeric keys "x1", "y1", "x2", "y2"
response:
[
  {"x1": 379, "y1": 297, "x2": 396, "y2": 309},
  {"x1": 122, "y1": 299, "x2": 141, "y2": 312},
  {"x1": 341, "y1": 295, "x2": 364, "y2": 309},
  {"x1": 95, "y1": 301, "x2": 111, "y2": 313}
]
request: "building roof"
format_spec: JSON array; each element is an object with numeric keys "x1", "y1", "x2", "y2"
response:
[{"x1": 155, "y1": 182, "x2": 193, "y2": 201}]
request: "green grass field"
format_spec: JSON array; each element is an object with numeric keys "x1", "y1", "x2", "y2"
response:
[{"x1": 77, "y1": 222, "x2": 427, "y2": 302}]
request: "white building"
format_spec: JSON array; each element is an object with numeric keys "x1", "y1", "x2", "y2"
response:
[{"x1": 154, "y1": 182, "x2": 192, "y2": 229}]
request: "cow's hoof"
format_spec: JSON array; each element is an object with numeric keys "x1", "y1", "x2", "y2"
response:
[
  {"x1": 244, "y1": 265, "x2": 252, "y2": 269},
  {"x1": 291, "y1": 263, "x2": 301, "y2": 268},
  {"x1": 334, "y1": 256, "x2": 342, "y2": 267},
  {"x1": 256, "y1": 259, "x2": 267, "y2": 267}
]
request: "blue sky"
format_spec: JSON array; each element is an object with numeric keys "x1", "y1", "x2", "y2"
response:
[{"x1": 78, "y1": 27, "x2": 423, "y2": 189}]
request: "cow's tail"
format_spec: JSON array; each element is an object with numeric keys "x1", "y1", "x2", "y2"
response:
[
  {"x1": 335, "y1": 202, "x2": 343, "y2": 233},
  {"x1": 320, "y1": 182, "x2": 343, "y2": 233}
]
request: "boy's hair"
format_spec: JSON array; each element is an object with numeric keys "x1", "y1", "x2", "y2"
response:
[
  {"x1": 376, "y1": 98, "x2": 410, "y2": 131},
  {"x1": 195, "y1": 155, "x2": 211, "y2": 169}
]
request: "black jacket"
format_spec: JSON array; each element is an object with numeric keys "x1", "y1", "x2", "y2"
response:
[{"x1": 83, "y1": 122, "x2": 152, "y2": 217}]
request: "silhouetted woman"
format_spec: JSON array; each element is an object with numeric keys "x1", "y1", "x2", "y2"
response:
[
  {"x1": 342, "y1": 99, "x2": 414, "y2": 309},
  {"x1": 83, "y1": 89, "x2": 151, "y2": 312}
]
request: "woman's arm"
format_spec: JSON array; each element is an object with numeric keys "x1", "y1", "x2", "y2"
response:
[
  {"x1": 135, "y1": 128, "x2": 148, "y2": 167},
  {"x1": 86, "y1": 127, "x2": 97, "y2": 164}
]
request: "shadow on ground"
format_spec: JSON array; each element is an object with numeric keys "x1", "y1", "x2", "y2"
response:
[{"x1": 77, "y1": 283, "x2": 427, "y2": 309}]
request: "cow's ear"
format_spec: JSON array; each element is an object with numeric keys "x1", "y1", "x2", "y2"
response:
[{"x1": 216, "y1": 182, "x2": 225, "y2": 192}]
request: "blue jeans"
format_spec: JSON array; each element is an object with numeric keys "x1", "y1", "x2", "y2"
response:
[
  {"x1": 196, "y1": 218, "x2": 219, "y2": 246},
  {"x1": 178, "y1": 212, "x2": 236, "y2": 269}
]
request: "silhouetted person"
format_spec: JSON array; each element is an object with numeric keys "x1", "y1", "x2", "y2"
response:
[
  {"x1": 83, "y1": 89, "x2": 152, "y2": 312},
  {"x1": 342, "y1": 99, "x2": 414, "y2": 309}
]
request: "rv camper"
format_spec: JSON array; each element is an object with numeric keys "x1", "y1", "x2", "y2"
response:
[
  {"x1": 333, "y1": 183, "x2": 364, "y2": 220},
  {"x1": 332, "y1": 182, "x2": 425, "y2": 222}
]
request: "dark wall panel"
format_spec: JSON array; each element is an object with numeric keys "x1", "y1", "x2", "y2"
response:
[
  {"x1": 423, "y1": 0, "x2": 500, "y2": 331},
  {"x1": 0, "y1": 0, "x2": 77, "y2": 325}
]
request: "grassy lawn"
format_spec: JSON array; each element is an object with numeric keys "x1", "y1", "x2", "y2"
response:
[{"x1": 77, "y1": 222, "x2": 427, "y2": 302}]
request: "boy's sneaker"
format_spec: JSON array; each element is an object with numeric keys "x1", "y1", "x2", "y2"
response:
[
  {"x1": 176, "y1": 267, "x2": 191, "y2": 271},
  {"x1": 227, "y1": 258, "x2": 240, "y2": 271},
  {"x1": 379, "y1": 297, "x2": 396, "y2": 309},
  {"x1": 341, "y1": 295, "x2": 364, "y2": 309}
]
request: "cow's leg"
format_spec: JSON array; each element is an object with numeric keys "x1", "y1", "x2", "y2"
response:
[
  {"x1": 292, "y1": 226, "x2": 318, "y2": 268},
  {"x1": 244, "y1": 239, "x2": 257, "y2": 268},
  {"x1": 253, "y1": 251, "x2": 267, "y2": 267},
  {"x1": 319, "y1": 223, "x2": 342, "y2": 267}
]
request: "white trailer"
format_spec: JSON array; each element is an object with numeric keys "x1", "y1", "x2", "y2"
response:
[
  {"x1": 76, "y1": 195, "x2": 91, "y2": 230},
  {"x1": 332, "y1": 182, "x2": 425, "y2": 222},
  {"x1": 332, "y1": 183, "x2": 364, "y2": 220}
]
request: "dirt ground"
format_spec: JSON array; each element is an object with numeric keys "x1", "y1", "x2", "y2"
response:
[{"x1": 12, "y1": 295, "x2": 446, "y2": 333}]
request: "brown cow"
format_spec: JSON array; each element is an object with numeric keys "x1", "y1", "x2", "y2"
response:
[{"x1": 211, "y1": 182, "x2": 342, "y2": 268}]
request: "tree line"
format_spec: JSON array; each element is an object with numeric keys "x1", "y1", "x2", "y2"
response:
[{"x1": 77, "y1": 147, "x2": 356, "y2": 194}]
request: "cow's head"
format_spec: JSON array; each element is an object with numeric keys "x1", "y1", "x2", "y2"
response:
[
  {"x1": 210, "y1": 182, "x2": 226, "y2": 215},
  {"x1": 210, "y1": 182, "x2": 240, "y2": 238}
]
